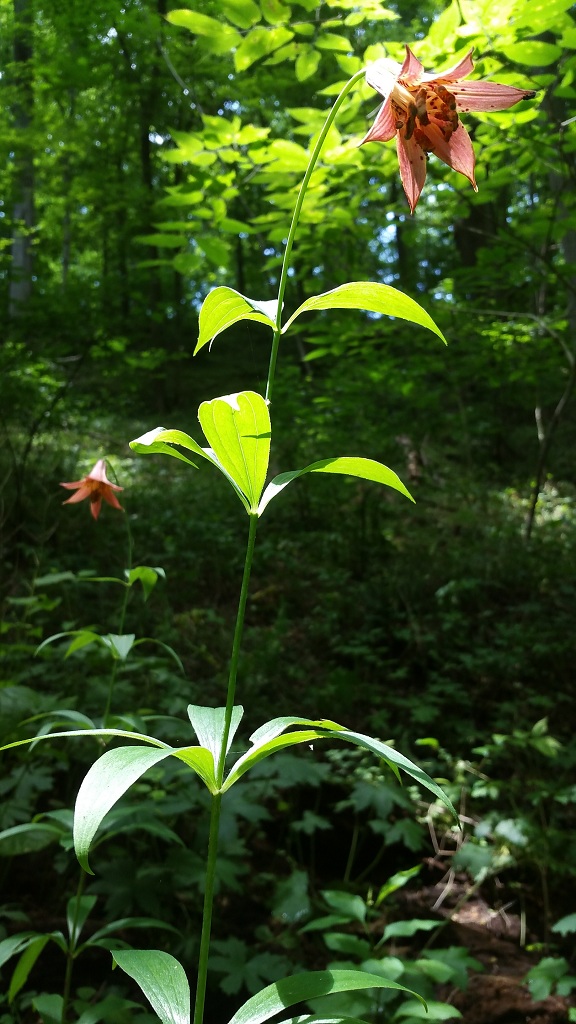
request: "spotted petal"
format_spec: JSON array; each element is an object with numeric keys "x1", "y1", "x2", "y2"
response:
[{"x1": 451, "y1": 80, "x2": 536, "y2": 113}]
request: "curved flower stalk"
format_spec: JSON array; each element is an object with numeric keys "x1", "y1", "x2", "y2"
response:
[{"x1": 362, "y1": 46, "x2": 536, "y2": 213}]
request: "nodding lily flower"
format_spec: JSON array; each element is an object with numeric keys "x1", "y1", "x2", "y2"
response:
[
  {"x1": 60, "y1": 459, "x2": 124, "y2": 520},
  {"x1": 362, "y1": 47, "x2": 536, "y2": 213}
]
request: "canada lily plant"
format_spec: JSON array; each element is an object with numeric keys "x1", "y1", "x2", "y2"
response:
[{"x1": 1, "y1": 40, "x2": 536, "y2": 1024}]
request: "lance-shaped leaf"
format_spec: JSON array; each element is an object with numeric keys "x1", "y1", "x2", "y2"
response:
[
  {"x1": 228, "y1": 969, "x2": 424, "y2": 1024},
  {"x1": 113, "y1": 949, "x2": 190, "y2": 1024},
  {"x1": 188, "y1": 705, "x2": 244, "y2": 771},
  {"x1": 198, "y1": 392, "x2": 271, "y2": 512},
  {"x1": 258, "y1": 456, "x2": 413, "y2": 516},
  {"x1": 224, "y1": 717, "x2": 457, "y2": 819},
  {"x1": 195, "y1": 287, "x2": 279, "y2": 355},
  {"x1": 74, "y1": 743, "x2": 217, "y2": 872},
  {"x1": 281, "y1": 282, "x2": 446, "y2": 342},
  {"x1": 130, "y1": 427, "x2": 206, "y2": 468}
]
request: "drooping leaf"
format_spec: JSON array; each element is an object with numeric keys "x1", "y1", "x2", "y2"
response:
[
  {"x1": 195, "y1": 287, "x2": 278, "y2": 355},
  {"x1": 227, "y1": 970, "x2": 424, "y2": 1024},
  {"x1": 281, "y1": 282, "x2": 446, "y2": 343},
  {"x1": 113, "y1": 949, "x2": 190, "y2": 1024},
  {"x1": 258, "y1": 457, "x2": 413, "y2": 516},
  {"x1": 198, "y1": 392, "x2": 271, "y2": 512}
]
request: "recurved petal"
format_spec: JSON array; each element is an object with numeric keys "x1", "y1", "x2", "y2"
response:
[
  {"x1": 397, "y1": 133, "x2": 427, "y2": 214},
  {"x1": 426, "y1": 48, "x2": 475, "y2": 83},
  {"x1": 400, "y1": 46, "x2": 425, "y2": 86},
  {"x1": 451, "y1": 80, "x2": 536, "y2": 113},
  {"x1": 365, "y1": 58, "x2": 401, "y2": 101},
  {"x1": 62, "y1": 483, "x2": 94, "y2": 504},
  {"x1": 102, "y1": 489, "x2": 124, "y2": 511},
  {"x1": 424, "y1": 122, "x2": 477, "y2": 188},
  {"x1": 60, "y1": 479, "x2": 85, "y2": 490},
  {"x1": 361, "y1": 98, "x2": 397, "y2": 144}
]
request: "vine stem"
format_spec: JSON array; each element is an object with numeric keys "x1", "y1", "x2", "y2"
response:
[
  {"x1": 266, "y1": 68, "x2": 366, "y2": 403},
  {"x1": 193, "y1": 513, "x2": 258, "y2": 1024}
]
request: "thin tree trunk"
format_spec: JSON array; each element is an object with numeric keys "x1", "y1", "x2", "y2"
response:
[{"x1": 9, "y1": 0, "x2": 35, "y2": 318}]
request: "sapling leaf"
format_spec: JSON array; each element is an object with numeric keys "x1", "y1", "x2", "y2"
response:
[
  {"x1": 281, "y1": 282, "x2": 446, "y2": 343},
  {"x1": 227, "y1": 969, "x2": 425, "y2": 1024},
  {"x1": 195, "y1": 286, "x2": 278, "y2": 355},
  {"x1": 258, "y1": 457, "x2": 413, "y2": 516},
  {"x1": 198, "y1": 392, "x2": 271, "y2": 512},
  {"x1": 112, "y1": 949, "x2": 190, "y2": 1024}
]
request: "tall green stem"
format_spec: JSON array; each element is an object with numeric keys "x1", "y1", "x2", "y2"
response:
[
  {"x1": 266, "y1": 68, "x2": 365, "y2": 403},
  {"x1": 103, "y1": 511, "x2": 133, "y2": 725},
  {"x1": 193, "y1": 514, "x2": 258, "y2": 1024},
  {"x1": 194, "y1": 69, "x2": 364, "y2": 1024}
]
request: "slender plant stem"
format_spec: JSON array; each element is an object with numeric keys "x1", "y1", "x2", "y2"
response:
[
  {"x1": 216, "y1": 512, "x2": 258, "y2": 785},
  {"x1": 103, "y1": 511, "x2": 133, "y2": 725},
  {"x1": 193, "y1": 792, "x2": 223, "y2": 1024},
  {"x1": 61, "y1": 870, "x2": 87, "y2": 1023},
  {"x1": 266, "y1": 68, "x2": 366, "y2": 403},
  {"x1": 193, "y1": 514, "x2": 258, "y2": 1024}
]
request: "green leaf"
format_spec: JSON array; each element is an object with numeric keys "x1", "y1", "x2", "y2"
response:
[
  {"x1": 223, "y1": 726, "x2": 330, "y2": 791},
  {"x1": 0, "y1": 822, "x2": 66, "y2": 856},
  {"x1": 220, "y1": 0, "x2": 261, "y2": 29},
  {"x1": 126, "y1": 566, "x2": 166, "y2": 601},
  {"x1": 315, "y1": 33, "x2": 352, "y2": 52},
  {"x1": 198, "y1": 392, "x2": 271, "y2": 512},
  {"x1": 321, "y1": 891, "x2": 366, "y2": 924},
  {"x1": 281, "y1": 282, "x2": 446, "y2": 343},
  {"x1": 67, "y1": 895, "x2": 97, "y2": 947},
  {"x1": 258, "y1": 457, "x2": 413, "y2": 515},
  {"x1": 225, "y1": 717, "x2": 458, "y2": 819},
  {"x1": 235, "y1": 26, "x2": 294, "y2": 70},
  {"x1": 382, "y1": 919, "x2": 439, "y2": 941},
  {"x1": 102, "y1": 633, "x2": 136, "y2": 661},
  {"x1": 130, "y1": 427, "x2": 205, "y2": 467},
  {"x1": 195, "y1": 287, "x2": 278, "y2": 355},
  {"x1": 8, "y1": 935, "x2": 51, "y2": 1002},
  {"x1": 166, "y1": 10, "x2": 242, "y2": 54},
  {"x1": 74, "y1": 746, "x2": 174, "y2": 873},
  {"x1": 113, "y1": 949, "x2": 190, "y2": 1024},
  {"x1": 0, "y1": 934, "x2": 40, "y2": 970},
  {"x1": 296, "y1": 46, "x2": 322, "y2": 82},
  {"x1": 188, "y1": 705, "x2": 244, "y2": 770},
  {"x1": 227, "y1": 970, "x2": 424, "y2": 1024},
  {"x1": 395, "y1": 1000, "x2": 462, "y2": 1020},
  {"x1": 32, "y1": 992, "x2": 64, "y2": 1024},
  {"x1": 375, "y1": 865, "x2": 421, "y2": 905},
  {"x1": 501, "y1": 41, "x2": 562, "y2": 66},
  {"x1": 552, "y1": 913, "x2": 576, "y2": 936}
]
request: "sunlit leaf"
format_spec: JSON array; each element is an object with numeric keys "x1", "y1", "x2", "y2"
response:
[
  {"x1": 113, "y1": 949, "x2": 190, "y2": 1024},
  {"x1": 258, "y1": 457, "x2": 413, "y2": 516},
  {"x1": 195, "y1": 287, "x2": 278, "y2": 355},
  {"x1": 198, "y1": 392, "x2": 271, "y2": 512},
  {"x1": 281, "y1": 282, "x2": 446, "y2": 343},
  {"x1": 227, "y1": 969, "x2": 424, "y2": 1024}
]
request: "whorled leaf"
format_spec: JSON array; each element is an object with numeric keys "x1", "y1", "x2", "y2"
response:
[
  {"x1": 281, "y1": 282, "x2": 446, "y2": 343},
  {"x1": 195, "y1": 287, "x2": 278, "y2": 355},
  {"x1": 258, "y1": 456, "x2": 413, "y2": 516},
  {"x1": 113, "y1": 949, "x2": 190, "y2": 1024}
]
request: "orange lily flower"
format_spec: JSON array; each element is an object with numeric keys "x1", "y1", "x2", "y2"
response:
[
  {"x1": 60, "y1": 459, "x2": 124, "y2": 520},
  {"x1": 362, "y1": 47, "x2": 536, "y2": 213}
]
